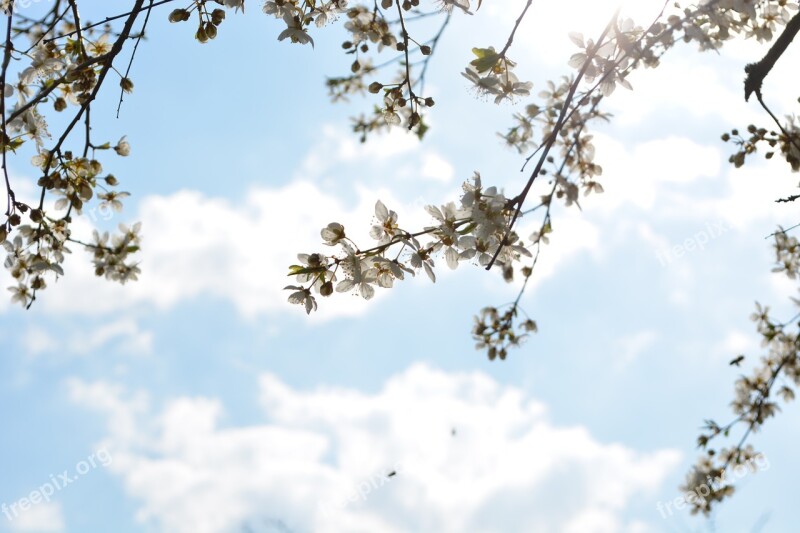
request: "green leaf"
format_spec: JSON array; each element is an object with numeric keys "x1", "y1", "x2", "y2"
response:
[
  {"x1": 457, "y1": 223, "x2": 477, "y2": 235},
  {"x1": 470, "y1": 48, "x2": 500, "y2": 73},
  {"x1": 288, "y1": 264, "x2": 326, "y2": 276}
]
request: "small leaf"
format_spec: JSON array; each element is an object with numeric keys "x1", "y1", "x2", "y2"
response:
[{"x1": 470, "y1": 47, "x2": 500, "y2": 73}]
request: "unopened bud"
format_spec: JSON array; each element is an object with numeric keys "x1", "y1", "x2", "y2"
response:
[
  {"x1": 211, "y1": 9, "x2": 226, "y2": 25},
  {"x1": 120, "y1": 77, "x2": 134, "y2": 93},
  {"x1": 196, "y1": 25, "x2": 209, "y2": 43},
  {"x1": 368, "y1": 81, "x2": 383, "y2": 94},
  {"x1": 320, "y1": 281, "x2": 334, "y2": 296},
  {"x1": 168, "y1": 9, "x2": 190, "y2": 23}
]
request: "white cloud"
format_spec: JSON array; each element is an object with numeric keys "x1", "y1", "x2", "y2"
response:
[
  {"x1": 613, "y1": 330, "x2": 658, "y2": 368},
  {"x1": 69, "y1": 364, "x2": 681, "y2": 533},
  {"x1": 420, "y1": 151, "x2": 455, "y2": 183},
  {"x1": 67, "y1": 379, "x2": 150, "y2": 447},
  {"x1": 19, "y1": 319, "x2": 152, "y2": 358},
  {"x1": 32, "y1": 182, "x2": 384, "y2": 320},
  {"x1": 299, "y1": 124, "x2": 453, "y2": 187},
  {"x1": 300, "y1": 125, "x2": 420, "y2": 180},
  {"x1": 68, "y1": 319, "x2": 153, "y2": 356},
  {"x1": 523, "y1": 209, "x2": 601, "y2": 290},
  {"x1": 699, "y1": 162, "x2": 797, "y2": 231},
  {"x1": 7, "y1": 501, "x2": 64, "y2": 533},
  {"x1": 21, "y1": 326, "x2": 58, "y2": 358},
  {"x1": 590, "y1": 135, "x2": 721, "y2": 213},
  {"x1": 607, "y1": 58, "x2": 758, "y2": 128},
  {"x1": 712, "y1": 329, "x2": 758, "y2": 362}
]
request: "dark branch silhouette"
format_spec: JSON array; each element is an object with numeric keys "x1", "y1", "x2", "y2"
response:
[{"x1": 744, "y1": 11, "x2": 800, "y2": 102}]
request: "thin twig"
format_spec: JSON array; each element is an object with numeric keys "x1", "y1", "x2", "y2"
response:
[
  {"x1": 487, "y1": 9, "x2": 620, "y2": 270},
  {"x1": 44, "y1": 0, "x2": 175, "y2": 42},
  {"x1": 1, "y1": 6, "x2": 15, "y2": 217},
  {"x1": 117, "y1": 0, "x2": 153, "y2": 117}
]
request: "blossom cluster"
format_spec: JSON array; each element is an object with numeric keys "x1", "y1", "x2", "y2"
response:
[
  {"x1": 685, "y1": 227, "x2": 800, "y2": 514},
  {"x1": 461, "y1": 47, "x2": 532, "y2": 104},
  {"x1": 1, "y1": 4, "x2": 147, "y2": 307},
  {"x1": 681, "y1": 0, "x2": 798, "y2": 46},
  {"x1": 286, "y1": 173, "x2": 533, "y2": 318},
  {"x1": 723, "y1": 113, "x2": 800, "y2": 172}
]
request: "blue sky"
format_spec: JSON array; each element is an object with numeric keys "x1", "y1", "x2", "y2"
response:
[{"x1": 1, "y1": 0, "x2": 800, "y2": 531}]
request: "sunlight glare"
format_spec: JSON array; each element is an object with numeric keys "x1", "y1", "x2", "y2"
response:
[{"x1": 554, "y1": 0, "x2": 672, "y2": 36}]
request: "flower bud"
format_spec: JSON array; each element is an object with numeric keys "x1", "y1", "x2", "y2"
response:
[
  {"x1": 205, "y1": 22, "x2": 218, "y2": 39},
  {"x1": 114, "y1": 136, "x2": 131, "y2": 157},
  {"x1": 211, "y1": 9, "x2": 226, "y2": 25},
  {"x1": 320, "y1": 281, "x2": 334, "y2": 296},
  {"x1": 368, "y1": 81, "x2": 383, "y2": 94},
  {"x1": 168, "y1": 9, "x2": 190, "y2": 23},
  {"x1": 196, "y1": 25, "x2": 209, "y2": 43},
  {"x1": 54, "y1": 97, "x2": 67, "y2": 112},
  {"x1": 120, "y1": 77, "x2": 134, "y2": 93},
  {"x1": 420, "y1": 45, "x2": 431, "y2": 55}
]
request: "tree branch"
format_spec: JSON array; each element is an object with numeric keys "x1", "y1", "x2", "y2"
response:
[{"x1": 744, "y1": 10, "x2": 800, "y2": 102}]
